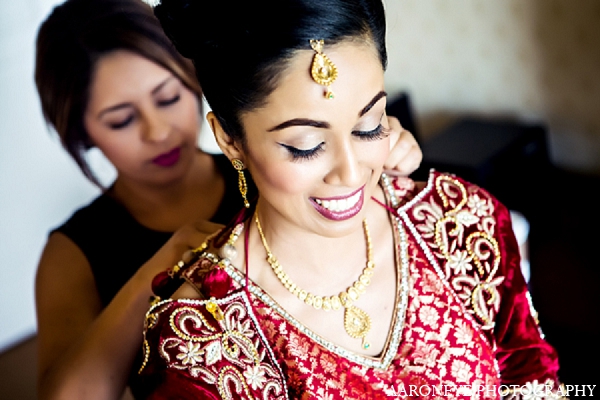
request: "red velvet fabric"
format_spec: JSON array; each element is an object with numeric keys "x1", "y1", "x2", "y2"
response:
[
  {"x1": 138, "y1": 171, "x2": 564, "y2": 399},
  {"x1": 491, "y1": 198, "x2": 560, "y2": 386}
]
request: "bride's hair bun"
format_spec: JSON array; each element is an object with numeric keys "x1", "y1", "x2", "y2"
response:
[
  {"x1": 153, "y1": 0, "x2": 207, "y2": 59},
  {"x1": 154, "y1": 0, "x2": 257, "y2": 60}
]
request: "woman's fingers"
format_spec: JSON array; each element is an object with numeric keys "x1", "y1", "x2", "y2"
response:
[
  {"x1": 144, "y1": 219, "x2": 224, "y2": 277},
  {"x1": 384, "y1": 115, "x2": 423, "y2": 177}
]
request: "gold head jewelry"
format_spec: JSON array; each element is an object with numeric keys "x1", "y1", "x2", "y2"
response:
[
  {"x1": 232, "y1": 159, "x2": 250, "y2": 208},
  {"x1": 310, "y1": 39, "x2": 338, "y2": 99},
  {"x1": 255, "y1": 212, "x2": 374, "y2": 349}
]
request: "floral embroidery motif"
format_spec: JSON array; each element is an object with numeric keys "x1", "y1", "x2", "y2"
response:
[
  {"x1": 388, "y1": 172, "x2": 502, "y2": 394},
  {"x1": 141, "y1": 293, "x2": 288, "y2": 399},
  {"x1": 223, "y1": 205, "x2": 411, "y2": 372},
  {"x1": 177, "y1": 341, "x2": 203, "y2": 365},
  {"x1": 447, "y1": 249, "x2": 474, "y2": 275},
  {"x1": 450, "y1": 359, "x2": 473, "y2": 383},
  {"x1": 406, "y1": 174, "x2": 505, "y2": 331},
  {"x1": 217, "y1": 172, "x2": 502, "y2": 398},
  {"x1": 418, "y1": 305, "x2": 440, "y2": 328},
  {"x1": 395, "y1": 255, "x2": 499, "y2": 396},
  {"x1": 243, "y1": 364, "x2": 268, "y2": 390},
  {"x1": 139, "y1": 171, "x2": 562, "y2": 399},
  {"x1": 453, "y1": 320, "x2": 474, "y2": 345}
]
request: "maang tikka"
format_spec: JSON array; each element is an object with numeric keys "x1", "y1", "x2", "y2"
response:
[
  {"x1": 232, "y1": 159, "x2": 250, "y2": 208},
  {"x1": 310, "y1": 39, "x2": 338, "y2": 99}
]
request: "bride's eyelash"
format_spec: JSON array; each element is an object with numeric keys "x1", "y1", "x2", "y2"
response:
[
  {"x1": 352, "y1": 124, "x2": 391, "y2": 141},
  {"x1": 280, "y1": 142, "x2": 325, "y2": 161},
  {"x1": 279, "y1": 124, "x2": 389, "y2": 161}
]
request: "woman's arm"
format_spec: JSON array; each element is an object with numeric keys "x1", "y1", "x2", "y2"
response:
[{"x1": 35, "y1": 219, "x2": 222, "y2": 400}]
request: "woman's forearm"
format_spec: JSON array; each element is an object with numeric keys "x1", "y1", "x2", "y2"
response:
[
  {"x1": 37, "y1": 220, "x2": 219, "y2": 400},
  {"x1": 38, "y1": 269, "x2": 153, "y2": 400}
]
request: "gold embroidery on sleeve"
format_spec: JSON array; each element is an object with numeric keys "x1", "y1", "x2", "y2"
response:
[{"x1": 416, "y1": 174, "x2": 506, "y2": 331}]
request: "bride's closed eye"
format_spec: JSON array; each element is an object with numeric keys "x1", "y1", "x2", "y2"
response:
[
  {"x1": 352, "y1": 124, "x2": 391, "y2": 141},
  {"x1": 352, "y1": 112, "x2": 390, "y2": 141},
  {"x1": 279, "y1": 142, "x2": 325, "y2": 161},
  {"x1": 279, "y1": 124, "x2": 389, "y2": 161}
]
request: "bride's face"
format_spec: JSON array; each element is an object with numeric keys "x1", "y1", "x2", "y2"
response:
[{"x1": 239, "y1": 41, "x2": 390, "y2": 237}]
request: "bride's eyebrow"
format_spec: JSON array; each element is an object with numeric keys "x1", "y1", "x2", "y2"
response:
[
  {"x1": 266, "y1": 91, "x2": 387, "y2": 132},
  {"x1": 359, "y1": 90, "x2": 387, "y2": 117},
  {"x1": 267, "y1": 118, "x2": 330, "y2": 132}
]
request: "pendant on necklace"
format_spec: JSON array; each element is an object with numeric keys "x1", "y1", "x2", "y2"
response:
[{"x1": 344, "y1": 305, "x2": 371, "y2": 349}]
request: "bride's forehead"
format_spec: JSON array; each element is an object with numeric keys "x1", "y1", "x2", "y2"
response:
[
  {"x1": 267, "y1": 44, "x2": 384, "y2": 102},
  {"x1": 282, "y1": 40, "x2": 380, "y2": 73}
]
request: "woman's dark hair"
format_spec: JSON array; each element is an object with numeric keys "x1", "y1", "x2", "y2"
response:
[
  {"x1": 154, "y1": 0, "x2": 387, "y2": 145},
  {"x1": 35, "y1": 0, "x2": 202, "y2": 188}
]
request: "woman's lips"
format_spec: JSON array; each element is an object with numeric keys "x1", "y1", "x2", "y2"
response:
[
  {"x1": 152, "y1": 147, "x2": 181, "y2": 167},
  {"x1": 311, "y1": 186, "x2": 364, "y2": 221}
]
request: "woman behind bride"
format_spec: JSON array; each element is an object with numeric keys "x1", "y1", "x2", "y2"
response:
[{"x1": 137, "y1": 0, "x2": 565, "y2": 398}]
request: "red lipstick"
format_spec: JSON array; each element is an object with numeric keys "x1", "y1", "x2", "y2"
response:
[{"x1": 152, "y1": 147, "x2": 181, "y2": 167}]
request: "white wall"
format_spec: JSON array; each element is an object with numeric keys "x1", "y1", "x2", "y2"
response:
[{"x1": 0, "y1": 0, "x2": 100, "y2": 352}]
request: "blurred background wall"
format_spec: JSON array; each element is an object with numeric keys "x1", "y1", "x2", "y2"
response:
[
  {"x1": 385, "y1": 0, "x2": 600, "y2": 173},
  {"x1": 0, "y1": 1, "x2": 599, "y2": 397},
  {"x1": 0, "y1": 0, "x2": 101, "y2": 352}
]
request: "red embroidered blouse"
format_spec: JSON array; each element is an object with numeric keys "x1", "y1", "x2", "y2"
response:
[{"x1": 137, "y1": 171, "x2": 565, "y2": 399}]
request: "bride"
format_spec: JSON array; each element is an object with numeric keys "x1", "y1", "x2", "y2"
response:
[{"x1": 136, "y1": 0, "x2": 566, "y2": 398}]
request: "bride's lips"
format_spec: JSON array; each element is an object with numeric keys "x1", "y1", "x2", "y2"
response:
[
  {"x1": 311, "y1": 186, "x2": 364, "y2": 221},
  {"x1": 152, "y1": 147, "x2": 181, "y2": 167}
]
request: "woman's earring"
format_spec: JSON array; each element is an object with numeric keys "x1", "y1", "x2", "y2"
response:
[{"x1": 232, "y1": 159, "x2": 250, "y2": 208}]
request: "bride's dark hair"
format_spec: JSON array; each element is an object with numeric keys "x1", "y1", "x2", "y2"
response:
[{"x1": 155, "y1": 0, "x2": 387, "y2": 144}]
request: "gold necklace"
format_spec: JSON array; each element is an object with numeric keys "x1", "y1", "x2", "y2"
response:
[{"x1": 254, "y1": 213, "x2": 375, "y2": 349}]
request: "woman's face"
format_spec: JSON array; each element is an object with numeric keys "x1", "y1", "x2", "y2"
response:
[
  {"x1": 239, "y1": 41, "x2": 390, "y2": 237},
  {"x1": 84, "y1": 50, "x2": 200, "y2": 186}
]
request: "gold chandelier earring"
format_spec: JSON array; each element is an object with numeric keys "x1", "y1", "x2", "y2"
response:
[{"x1": 232, "y1": 159, "x2": 250, "y2": 208}]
